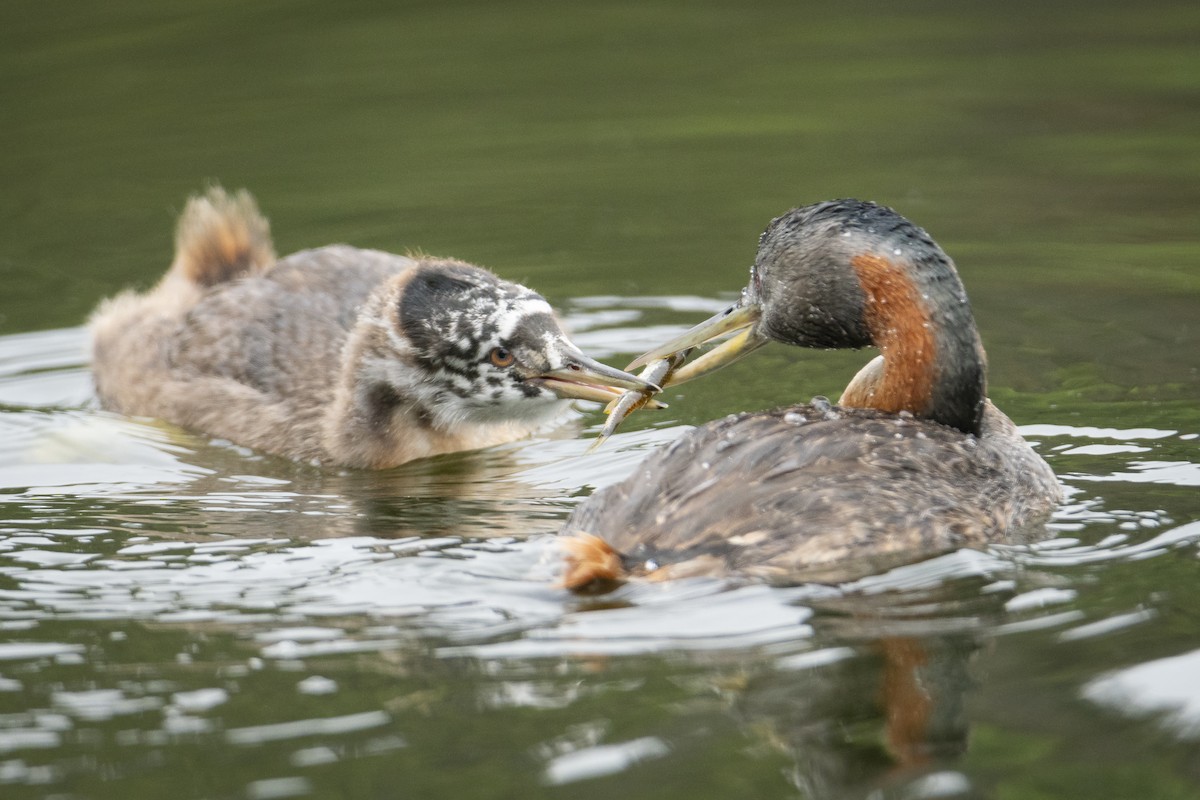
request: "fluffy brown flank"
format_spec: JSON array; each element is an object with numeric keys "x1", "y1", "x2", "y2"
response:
[{"x1": 559, "y1": 533, "x2": 626, "y2": 592}]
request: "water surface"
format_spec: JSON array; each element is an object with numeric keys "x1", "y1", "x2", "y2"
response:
[{"x1": 2, "y1": 1, "x2": 1199, "y2": 798}]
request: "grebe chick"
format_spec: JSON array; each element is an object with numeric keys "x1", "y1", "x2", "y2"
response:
[
  {"x1": 561, "y1": 199, "x2": 1061, "y2": 590},
  {"x1": 90, "y1": 187, "x2": 653, "y2": 468}
]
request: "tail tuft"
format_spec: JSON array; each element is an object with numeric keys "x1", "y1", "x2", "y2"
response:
[
  {"x1": 559, "y1": 533, "x2": 626, "y2": 593},
  {"x1": 172, "y1": 186, "x2": 275, "y2": 287}
]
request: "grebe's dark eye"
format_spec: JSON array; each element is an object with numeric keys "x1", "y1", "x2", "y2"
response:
[{"x1": 489, "y1": 347, "x2": 515, "y2": 368}]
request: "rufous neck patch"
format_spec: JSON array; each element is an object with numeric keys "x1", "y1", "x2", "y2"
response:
[{"x1": 845, "y1": 254, "x2": 937, "y2": 416}]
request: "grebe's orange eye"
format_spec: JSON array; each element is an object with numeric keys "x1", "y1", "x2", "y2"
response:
[{"x1": 489, "y1": 347, "x2": 515, "y2": 368}]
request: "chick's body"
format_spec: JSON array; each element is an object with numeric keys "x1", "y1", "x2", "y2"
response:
[{"x1": 91, "y1": 188, "x2": 647, "y2": 467}]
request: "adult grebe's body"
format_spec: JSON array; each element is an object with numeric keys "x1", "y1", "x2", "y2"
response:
[
  {"x1": 561, "y1": 200, "x2": 1060, "y2": 589},
  {"x1": 90, "y1": 188, "x2": 652, "y2": 468}
]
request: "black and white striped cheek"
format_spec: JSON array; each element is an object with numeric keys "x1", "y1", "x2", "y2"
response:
[
  {"x1": 422, "y1": 294, "x2": 564, "y2": 406},
  {"x1": 473, "y1": 300, "x2": 565, "y2": 404}
]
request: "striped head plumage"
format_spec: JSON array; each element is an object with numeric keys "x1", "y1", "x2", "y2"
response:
[{"x1": 365, "y1": 261, "x2": 653, "y2": 430}]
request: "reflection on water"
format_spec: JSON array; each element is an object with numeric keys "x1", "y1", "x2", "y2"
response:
[{"x1": 1084, "y1": 649, "x2": 1200, "y2": 739}]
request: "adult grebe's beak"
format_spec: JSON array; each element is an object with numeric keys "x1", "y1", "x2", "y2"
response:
[
  {"x1": 533, "y1": 347, "x2": 664, "y2": 405},
  {"x1": 627, "y1": 300, "x2": 769, "y2": 387}
]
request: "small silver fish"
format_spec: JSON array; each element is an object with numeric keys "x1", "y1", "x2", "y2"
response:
[{"x1": 588, "y1": 350, "x2": 690, "y2": 450}]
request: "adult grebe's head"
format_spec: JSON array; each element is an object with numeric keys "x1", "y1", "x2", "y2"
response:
[{"x1": 631, "y1": 200, "x2": 987, "y2": 435}]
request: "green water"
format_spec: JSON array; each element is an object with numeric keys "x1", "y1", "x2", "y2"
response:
[{"x1": 1, "y1": 1, "x2": 1199, "y2": 798}]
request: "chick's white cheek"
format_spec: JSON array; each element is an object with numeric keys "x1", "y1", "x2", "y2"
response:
[{"x1": 543, "y1": 335, "x2": 569, "y2": 370}]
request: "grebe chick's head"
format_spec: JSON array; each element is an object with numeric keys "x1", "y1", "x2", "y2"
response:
[
  {"x1": 390, "y1": 262, "x2": 656, "y2": 428},
  {"x1": 631, "y1": 200, "x2": 988, "y2": 435}
]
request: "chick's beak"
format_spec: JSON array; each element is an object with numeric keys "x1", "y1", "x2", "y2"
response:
[
  {"x1": 626, "y1": 299, "x2": 769, "y2": 387},
  {"x1": 532, "y1": 346, "x2": 661, "y2": 405}
]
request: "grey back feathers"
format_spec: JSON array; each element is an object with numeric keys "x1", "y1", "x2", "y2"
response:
[{"x1": 563, "y1": 400, "x2": 1060, "y2": 585}]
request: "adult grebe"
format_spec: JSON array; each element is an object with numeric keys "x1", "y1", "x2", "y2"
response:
[
  {"x1": 90, "y1": 187, "x2": 654, "y2": 468},
  {"x1": 561, "y1": 199, "x2": 1061, "y2": 590}
]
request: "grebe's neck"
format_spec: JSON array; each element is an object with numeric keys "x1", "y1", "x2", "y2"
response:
[{"x1": 839, "y1": 253, "x2": 986, "y2": 435}]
